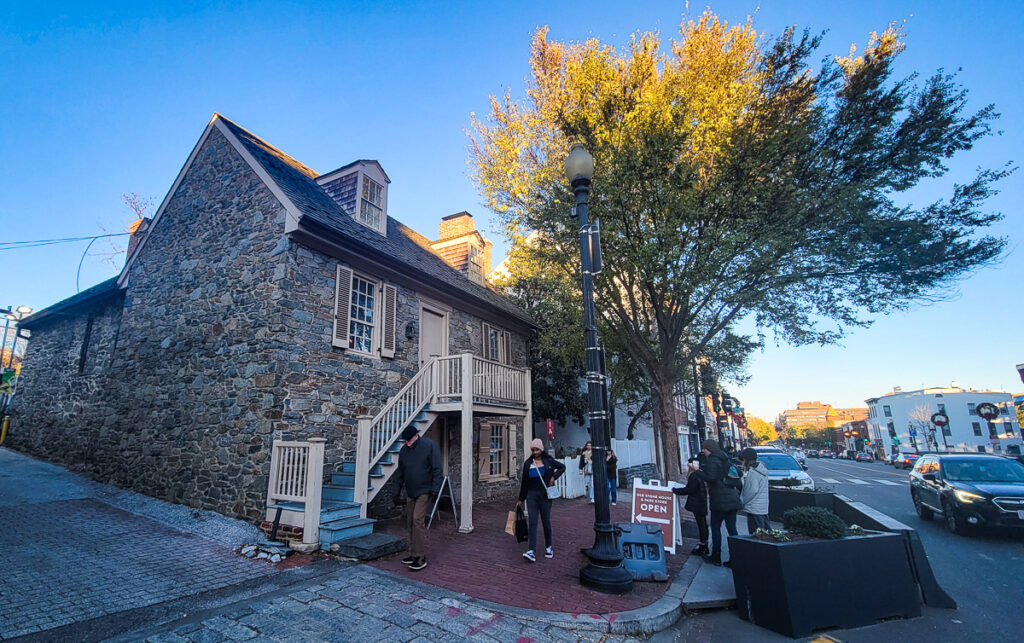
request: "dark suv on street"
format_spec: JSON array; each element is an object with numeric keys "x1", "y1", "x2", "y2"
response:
[{"x1": 909, "y1": 453, "x2": 1024, "y2": 535}]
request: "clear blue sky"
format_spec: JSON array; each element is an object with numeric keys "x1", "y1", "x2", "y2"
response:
[{"x1": 2, "y1": 1, "x2": 1022, "y2": 419}]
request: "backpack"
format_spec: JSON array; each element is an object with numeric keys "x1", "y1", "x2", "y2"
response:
[{"x1": 724, "y1": 464, "x2": 742, "y2": 490}]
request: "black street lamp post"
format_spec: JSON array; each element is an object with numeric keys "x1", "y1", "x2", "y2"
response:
[{"x1": 565, "y1": 144, "x2": 633, "y2": 595}]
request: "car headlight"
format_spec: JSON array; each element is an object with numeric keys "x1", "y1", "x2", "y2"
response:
[{"x1": 953, "y1": 490, "x2": 984, "y2": 504}]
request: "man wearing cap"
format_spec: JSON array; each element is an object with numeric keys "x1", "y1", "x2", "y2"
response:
[{"x1": 394, "y1": 424, "x2": 443, "y2": 571}]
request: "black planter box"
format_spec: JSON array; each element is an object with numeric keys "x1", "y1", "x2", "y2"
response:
[
  {"x1": 729, "y1": 531, "x2": 921, "y2": 638},
  {"x1": 767, "y1": 488, "x2": 833, "y2": 522}
]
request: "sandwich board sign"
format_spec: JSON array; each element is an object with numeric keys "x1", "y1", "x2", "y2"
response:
[{"x1": 631, "y1": 479, "x2": 678, "y2": 554}]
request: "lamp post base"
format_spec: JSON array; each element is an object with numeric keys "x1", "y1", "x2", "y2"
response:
[{"x1": 580, "y1": 561, "x2": 634, "y2": 595}]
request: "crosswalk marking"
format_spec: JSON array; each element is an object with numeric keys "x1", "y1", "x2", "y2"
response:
[
  {"x1": 815, "y1": 476, "x2": 908, "y2": 486},
  {"x1": 876, "y1": 479, "x2": 904, "y2": 486},
  {"x1": 847, "y1": 478, "x2": 869, "y2": 485},
  {"x1": 822, "y1": 478, "x2": 840, "y2": 483}
]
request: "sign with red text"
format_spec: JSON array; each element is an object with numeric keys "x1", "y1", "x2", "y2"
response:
[
  {"x1": 631, "y1": 479, "x2": 678, "y2": 553},
  {"x1": 546, "y1": 419, "x2": 555, "y2": 441}
]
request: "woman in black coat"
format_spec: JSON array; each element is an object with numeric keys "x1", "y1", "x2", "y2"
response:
[
  {"x1": 673, "y1": 454, "x2": 710, "y2": 556},
  {"x1": 517, "y1": 439, "x2": 566, "y2": 562}
]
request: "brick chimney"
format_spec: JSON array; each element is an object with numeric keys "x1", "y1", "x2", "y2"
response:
[
  {"x1": 126, "y1": 217, "x2": 151, "y2": 260},
  {"x1": 431, "y1": 212, "x2": 492, "y2": 284},
  {"x1": 438, "y1": 211, "x2": 475, "y2": 240}
]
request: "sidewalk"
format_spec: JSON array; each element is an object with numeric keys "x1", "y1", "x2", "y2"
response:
[
  {"x1": 0, "y1": 448, "x2": 294, "y2": 640},
  {"x1": 370, "y1": 495, "x2": 690, "y2": 615}
]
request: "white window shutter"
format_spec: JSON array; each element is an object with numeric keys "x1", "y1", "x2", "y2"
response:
[
  {"x1": 502, "y1": 331, "x2": 512, "y2": 365},
  {"x1": 506, "y1": 424, "x2": 514, "y2": 478},
  {"x1": 333, "y1": 265, "x2": 353, "y2": 348},
  {"x1": 380, "y1": 283, "x2": 397, "y2": 358}
]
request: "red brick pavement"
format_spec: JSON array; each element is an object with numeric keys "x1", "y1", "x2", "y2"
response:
[{"x1": 370, "y1": 495, "x2": 690, "y2": 614}]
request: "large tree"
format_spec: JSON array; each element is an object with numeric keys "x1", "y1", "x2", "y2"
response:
[{"x1": 471, "y1": 12, "x2": 1008, "y2": 481}]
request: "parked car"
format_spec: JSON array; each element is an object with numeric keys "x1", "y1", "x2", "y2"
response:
[
  {"x1": 895, "y1": 453, "x2": 921, "y2": 470},
  {"x1": 806, "y1": 450, "x2": 819, "y2": 458},
  {"x1": 855, "y1": 453, "x2": 874, "y2": 462},
  {"x1": 820, "y1": 451, "x2": 835, "y2": 459},
  {"x1": 910, "y1": 454, "x2": 1024, "y2": 535},
  {"x1": 759, "y1": 452, "x2": 815, "y2": 491},
  {"x1": 884, "y1": 453, "x2": 900, "y2": 466}
]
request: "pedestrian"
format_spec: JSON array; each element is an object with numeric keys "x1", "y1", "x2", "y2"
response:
[
  {"x1": 517, "y1": 438, "x2": 566, "y2": 562},
  {"x1": 578, "y1": 440, "x2": 594, "y2": 503},
  {"x1": 739, "y1": 448, "x2": 770, "y2": 533},
  {"x1": 394, "y1": 424, "x2": 443, "y2": 571},
  {"x1": 673, "y1": 454, "x2": 709, "y2": 556},
  {"x1": 606, "y1": 448, "x2": 619, "y2": 505},
  {"x1": 689, "y1": 439, "x2": 741, "y2": 566}
]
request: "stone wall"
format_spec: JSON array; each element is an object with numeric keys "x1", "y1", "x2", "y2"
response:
[
  {"x1": 618, "y1": 463, "x2": 662, "y2": 488},
  {"x1": 11, "y1": 124, "x2": 533, "y2": 524}
]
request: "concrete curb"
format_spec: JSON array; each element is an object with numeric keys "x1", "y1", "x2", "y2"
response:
[{"x1": 363, "y1": 555, "x2": 704, "y2": 636}]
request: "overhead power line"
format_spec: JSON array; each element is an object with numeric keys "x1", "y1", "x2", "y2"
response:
[{"x1": 0, "y1": 232, "x2": 131, "y2": 251}]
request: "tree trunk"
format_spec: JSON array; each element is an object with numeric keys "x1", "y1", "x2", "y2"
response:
[{"x1": 653, "y1": 380, "x2": 683, "y2": 483}]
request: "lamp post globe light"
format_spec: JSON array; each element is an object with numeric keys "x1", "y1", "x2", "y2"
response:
[{"x1": 564, "y1": 144, "x2": 633, "y2": 595}]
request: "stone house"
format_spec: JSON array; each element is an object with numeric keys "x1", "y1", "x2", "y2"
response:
[{"x1": 11, "y1": 114, "x2": 535, "y2": 537}]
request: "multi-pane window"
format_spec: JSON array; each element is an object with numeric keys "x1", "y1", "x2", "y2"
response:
[
  {"x1": 972, "y1": 421, "x2": 982, "y2": 436},
  {"x1": 987, "y1": 422, "x2": 997, "y2": 438},
  {"x1": 883, "y1": 405, "x2": 892, "y2": 417},
  {"x1": 349, "y1": 275, "x2": 376, "y2": 353},
  {"x1": 483, "y1": 323, "x2": 511, "y2": 364},
  {"x1": 359, "y1": 176, "x2": 384, "y2": 231},
  {"x1": 968, "y1": 403, "x2": 977, "y2": 416},
  {"x1": 489, "y1": 424, "x2": 506, "y2": 476},
  {"x1": 937, "y1": 403, "x2": 945, "y2": 412},
  {"x1": 1004, "y1": 421, "x2": 1015, "y2": 435},
  {"x1": 1000, "y1": 405, "x2": 1010, "y2": 416}
]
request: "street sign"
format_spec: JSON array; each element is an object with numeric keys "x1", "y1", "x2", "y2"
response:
[
  {"x1": 909, "y1": 428, "x2": 918, "y2": 437},
  {"x1": 545, "y1": 419, "x2": 555, "y2": 441},
  {"x1": 631, "y1": 479, "x2": 678, "y2": 554}
]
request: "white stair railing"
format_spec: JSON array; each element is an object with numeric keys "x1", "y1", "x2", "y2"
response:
[
  {"x1": 353, "y1": 357, "x2": 437, "y2": 515},
  {"x1": 267, "y1": 438, "x2": 325, "y2": 550}
]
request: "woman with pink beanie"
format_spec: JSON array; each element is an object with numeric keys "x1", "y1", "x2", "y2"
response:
[{"x1": 516, "y1": 438, "x2": 566, "y2": 562}]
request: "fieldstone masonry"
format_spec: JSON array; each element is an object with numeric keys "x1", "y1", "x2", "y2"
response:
[{"x1": 11, "y1": 125, "x2": 532, "y2": 524}]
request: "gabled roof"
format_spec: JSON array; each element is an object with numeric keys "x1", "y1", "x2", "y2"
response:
[
  {"x1": 21, "y1": 277, "x2": 122, "y2": 329},
  {"x1": 213, "y1": 115, "x2": 534, "y2": 327},
  {"x1": 318, "y1": 159, "x2": 391, "y2": 184}
]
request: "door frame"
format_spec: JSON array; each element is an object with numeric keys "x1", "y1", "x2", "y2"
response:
[{"x1": 418, "y1": 298, "x2": 450, "y2": 366}]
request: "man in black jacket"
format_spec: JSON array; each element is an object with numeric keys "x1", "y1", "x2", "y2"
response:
[
  {"x1": 688, "y1": 439, "x2": 741, "y2": 566},
  {"x1": 394, "y1": 424, "x2": 443, "y2": 571}
]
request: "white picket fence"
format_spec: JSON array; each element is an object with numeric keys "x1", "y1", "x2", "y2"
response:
[
  {"x1": 611, "y1": 438, "x2": 653, "y2": 469},
  {"x1": 553, "y1": 439, "x2": 653, "y2": 499},
  {"x1": 554, "y1": 456, "x2": 588, "y2": 499}
]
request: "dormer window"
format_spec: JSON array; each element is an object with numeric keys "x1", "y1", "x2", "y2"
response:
[
  {"x1": 360, "y1": 176, "x2": 384, "y2": 231},
  {"x1": 317, "y1": 160, "x2": 390, "y2": 236}
]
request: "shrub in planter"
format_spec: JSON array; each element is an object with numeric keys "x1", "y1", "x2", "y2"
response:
[{"x1": 782, "y1": 506, "x2": 847, "y2": 540}]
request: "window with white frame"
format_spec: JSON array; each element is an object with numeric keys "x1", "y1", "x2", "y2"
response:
[
  {"x1": 359, "y1": 176, "x2": 384, "y2": 231},
  {"x1": 972, "y1": 421, "x2": 982, "y2": 436},
  {"x1": 968, "y1": 402, "x2": 977, "y2": 416},
  {"x1": 478, "y1": 422, "x2": 511, "y2": 480},
  {"x1": 883, "y1": 405, "x2": 892, "y2": 417},
  {"x1": 349, "y1": 274, "x2": 376, "y2": 353},
  {"x1": 332, "y1": 264, "x2": 397, "y2": 358},
  {"x1": 483, "y1": 322, "x2": 511, "y2": 364}
]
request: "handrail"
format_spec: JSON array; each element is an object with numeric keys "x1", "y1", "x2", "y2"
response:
[{"x1": 367, "y1": 356, "x2": 437, "y2": 467}]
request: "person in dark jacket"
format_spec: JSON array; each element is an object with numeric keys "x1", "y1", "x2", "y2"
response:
[
  {"x1": 606, "y1": 449, "x2": 619, "y2": 505},
  {"x1": 688, "y1": 439, "x2": 740, "y2": 566},
  {"x1": 673, "y1": 454, "x2": 709, "y2": 556},
  {"x1": 393, "y1": 424, "x2": 443, "y2": 571},
  {"x1": 517, "y1": 438, "x2": 566, "y2": 561}
]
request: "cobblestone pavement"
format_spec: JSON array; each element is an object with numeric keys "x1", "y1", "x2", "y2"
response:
[
  {"x1": 0, "y1": 497, "x2": 279, "y2": 639},
  {"x1": 122, "y1": 565, "x2": 640, "y2": 643}
]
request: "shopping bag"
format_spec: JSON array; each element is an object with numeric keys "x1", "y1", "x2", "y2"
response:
[
  {"x1": 545, "y1": 483, "x2": 561, "y2": 500},
  {"x1": 505, "y1": 510, "x2": 517, "y2": 537},
  {"x1": 514, "y1": 506, "x2": 529, "y2": 543}
]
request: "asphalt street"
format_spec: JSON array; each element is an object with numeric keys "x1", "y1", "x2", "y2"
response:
[{"x1": 656, "y1": 457, "x2": 1024, "y2": 642}]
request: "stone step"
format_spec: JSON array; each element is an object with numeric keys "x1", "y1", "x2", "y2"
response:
[
  {"x1": 320, "y1": 501, "x2": 361, "y2": 523},
  {"x1": 319, "y1": 516, "x2": 376, "y2": 547}
]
